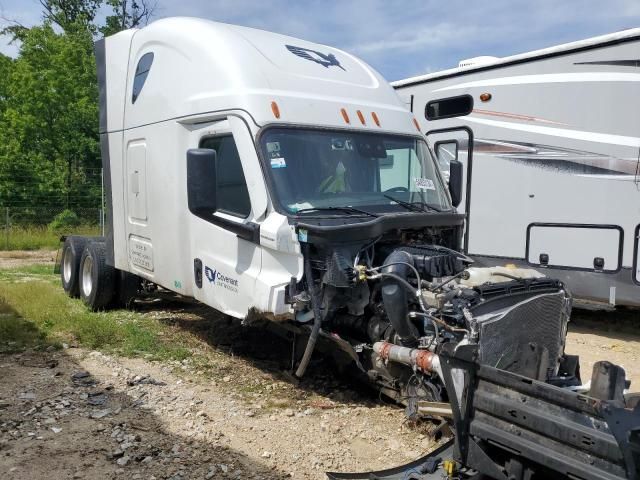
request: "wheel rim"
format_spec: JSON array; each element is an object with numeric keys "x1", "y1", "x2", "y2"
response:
[
  {"x1": 62, "y1": 248, "x2": 73, "y2": 283},
  {"x1": 81, "y1": 255, "x2": 94, "y2": 298}
]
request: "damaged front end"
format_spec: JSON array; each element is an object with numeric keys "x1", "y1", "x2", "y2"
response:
[
  {"x1": 326, "y1": 344, "x2": 640, "y2": 480},
  {"x1": 287, "y1": 223, "x2": 579, "y2": 419}
]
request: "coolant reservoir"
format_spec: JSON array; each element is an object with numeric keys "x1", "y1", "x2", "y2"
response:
[{"x1": 459, "y1": 265, "x2": 545, "y2": 288}]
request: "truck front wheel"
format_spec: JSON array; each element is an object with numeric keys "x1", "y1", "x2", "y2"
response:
[{"x1": 79, "y1": 242, "x2": 115, "y2": 310}]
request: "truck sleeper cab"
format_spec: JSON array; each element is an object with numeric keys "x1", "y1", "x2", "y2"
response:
[{"x1": 61, "y1": 17, "x2": 582, "y2": 415}]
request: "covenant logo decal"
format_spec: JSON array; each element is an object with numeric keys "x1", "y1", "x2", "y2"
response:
[
  {"x1": 204, "y1": 266, "x2": 239, "y2": 293},
  {"x1": 285, "y1": 45, "x2": 345, "y2": 71}
]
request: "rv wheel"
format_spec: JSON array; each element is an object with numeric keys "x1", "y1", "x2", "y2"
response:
[
  {"x1": 60, "y1": 236, "x2": 92, "y2": 297},
  {"x1": 79, "y1": 242, "x2": 115, "y2": 310}
]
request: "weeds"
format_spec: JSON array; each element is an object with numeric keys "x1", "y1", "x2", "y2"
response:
[
  {"x1": 0, "y1": 268, "x2": 192, "y2": 360},
  {"x1": 0, "y1": 224, "x2": 100, "y2": 251},
  {"x1": 0, "y1": 264, "x2": 295, "y2": 402},
  {"x1": 0, "y1": 264, "x2": 55, "y2": 282}
]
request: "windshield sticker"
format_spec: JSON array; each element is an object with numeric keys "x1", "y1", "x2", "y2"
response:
[
  {"x1": 414, "y1": 177, "x2": 436, "y2": 190},
  {"x1": 298, "y1": 228, "x2": 308, "y2": 243},
  {"x1": 266, "y1": 141, "x2": 281, "y2": 154},
  {"x1": 270, "y1": 157, "x2": 287, "y2": 169}
]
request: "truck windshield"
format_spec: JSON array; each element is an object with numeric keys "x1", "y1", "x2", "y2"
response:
[{"x1": 260, "y1": 128, "x2": 451, "y2": 215}]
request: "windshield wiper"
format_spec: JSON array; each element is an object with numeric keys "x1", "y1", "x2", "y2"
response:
[
  {"x1": 294, "y1": 206, "x2": 379, "y2": 218},
  {"x1": 383, "y1": 194, "x2": 444, "y2": 213}
]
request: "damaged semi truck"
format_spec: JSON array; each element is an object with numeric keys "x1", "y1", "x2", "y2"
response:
[{"x1": 63, "y1": 17, "x2": 582, "y2": 416}]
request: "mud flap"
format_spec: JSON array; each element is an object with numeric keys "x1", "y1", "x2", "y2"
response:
[{"x1": 325, "y1": 439, "x2": 455, "y2": 479}]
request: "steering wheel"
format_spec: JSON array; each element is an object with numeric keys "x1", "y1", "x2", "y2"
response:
[{"x1": 384, "y1": 186, "x2": 409, "y2": 193}]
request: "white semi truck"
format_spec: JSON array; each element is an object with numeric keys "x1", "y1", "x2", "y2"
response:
[{"x1": 60, "y1": 17, "x2": 580, "y2": 410}]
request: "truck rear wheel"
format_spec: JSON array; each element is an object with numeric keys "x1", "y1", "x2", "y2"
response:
[
  {"x1": 60, "y1": 236, "x2": 92, "y2": 297},
  {"x1": 79, "y1": 242, "x2": 115, "y2": 310}
]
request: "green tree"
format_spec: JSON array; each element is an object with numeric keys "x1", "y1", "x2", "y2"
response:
[
  {"x1": 101, "y1": 0, "x2": 157, "y2": 36},
  {"x1": 39, "y1": 0, "x2": 101, "y2": 33},
  {"x1": 0, "y1": 0, "x2": 157, "y2": 224},
  {"x1": 0, "y1": 54, "x2": 13, "y2": 114},
  {"x1": 0, "y1": 23, "x2": 100, "y2": 219}
]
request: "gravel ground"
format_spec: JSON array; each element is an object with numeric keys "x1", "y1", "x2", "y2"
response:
[
  {"x1": 567, "y1": 306, "x2": 640, "y2": 388},
  {"x1": 1, "y1": 304, "x2": 638, "y2": 480},
  {"x1": 0, "y1": 345, "x2": 440, "y2": 480},
  {"x1": 1, "y1": 251, "x2": 639, "y2": 479}
]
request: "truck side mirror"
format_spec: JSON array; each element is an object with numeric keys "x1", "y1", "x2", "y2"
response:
[
  {"x1": 448, "y1": 159, "x2": 463, "y2": 208},
  {"x1": 187, "y1": 148, "x2": 217, "y2": 217}
]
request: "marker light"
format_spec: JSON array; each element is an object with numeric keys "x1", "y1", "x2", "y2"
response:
[
  {"x1": 271, "y1": 101, "x2": 281, "y2": 119},
  {"x1": 371, "y1": 112, "x2": 381, "y2": 127},
  {"x1": 340, "y1": 108, "x2": 350, "y2": 124},
  {"x1": 356, "y1": 110, "x2": 366, "y2": 125},
  {"x1": 413, "y1": 118, "x2": 421, "y2": 131},
  {"x1": 480, "y1": 93, "x2": 492, "y2": 102}
]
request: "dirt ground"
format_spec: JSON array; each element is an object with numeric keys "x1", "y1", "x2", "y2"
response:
[
  {"x1": 567, "y1": 306, "x2": 640, "y2": 388},
  {"x1": 1, "y1": 250, "x2": 639, "y2": 479},
  {"x1": 0, "y1": 346, "x2": 438, "y2": 480},
  {"x1": 0, "y1": 250, "x2": 57, "y2": 269}
]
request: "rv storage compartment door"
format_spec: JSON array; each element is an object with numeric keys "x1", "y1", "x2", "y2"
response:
[{"x1": 527, "y1": 223, "x2": 622, "y2": 272}]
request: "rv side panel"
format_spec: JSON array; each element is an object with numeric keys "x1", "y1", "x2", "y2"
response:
[{"x1": 395, "y1": 32, "x2": 640, "y2": 306}]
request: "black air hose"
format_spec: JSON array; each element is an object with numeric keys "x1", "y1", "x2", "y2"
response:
[
  {"x1": 295, "y1": 243, "x2": 323, "y2": 378},
  {"x1": 381, "y1": 249, "x2": 420, "y2": 347}
]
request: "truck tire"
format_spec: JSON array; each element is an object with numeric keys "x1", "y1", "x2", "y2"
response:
[
  {"x1": 79, "y1": 242, "x2": 115, "y2": 310},
  {"x1": 113, "y1": 270, "x2": 140, "y2": 309},
  {"x1": 60, "y1": 236, "x2": 93, "y2": 297}
]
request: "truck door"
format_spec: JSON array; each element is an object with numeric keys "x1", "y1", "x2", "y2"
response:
[
  {"x1": 186, "y1": 116, "x2": 268, "y2": 318},
  {"x1": 123, "y1": 138, "x2": 154, "y2": 274},
  {"x1": 426, "y1": 127, "x2": 473, "y2": 252}
]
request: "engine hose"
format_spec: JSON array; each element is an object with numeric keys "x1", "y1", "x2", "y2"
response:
[
  {"x1": 372, "y1": 272, "x2": 430, "y2": 313},
  {"x1": 429, "y1": 269, "x2": 469, "y2": 292},
  {"x1": 490, "y1": 271, "x2": 525, "y2": 282},
  {"x1": 374, "y1": 272, "x2": 418, "y2": 296},
  {"x1": 295, "y1": 244, "x2": 323, "y2": 378},
  {"x1": 368, "y1": 261, "x2": 422, "y2": 289},
  {"x1": 380, "y1": 250, "x2": 421, "y2": 347},
  {"x1": 409, "y1": 311, "x2": 440, "y2": 344}
]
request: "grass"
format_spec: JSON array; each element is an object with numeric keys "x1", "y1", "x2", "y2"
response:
[
  {"x1": 0, "y1": 265, "x2": 192, "y2": 360},
  {"x1": 0, "y1": 224, "x2": 101, "y2": 251},
  {"x1": 0, "y1": 301, "x2": 47, "y2": 353}
]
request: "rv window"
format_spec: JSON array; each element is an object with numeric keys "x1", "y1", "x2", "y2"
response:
[
  {"x1": 425, "y1": 95, "x2": 473, "y2": 120},
  {"x1": 132, "y1": 52, "x2": 154, "y2": 103},
  {"x1": 199, "y1": 136, "x2": 251, "y2": 218}
]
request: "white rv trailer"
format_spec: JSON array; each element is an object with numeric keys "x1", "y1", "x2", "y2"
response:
[
  {"x1": 393, "y1": 29, "x2": 640, "y2": 307},
  {"x1": 59, "y1": 17, "x2": 580, "y2": 407}
]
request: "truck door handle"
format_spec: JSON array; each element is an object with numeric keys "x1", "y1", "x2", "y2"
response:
[{"x1": 194, "y1": 258, "x2": 203, "y2": 288}]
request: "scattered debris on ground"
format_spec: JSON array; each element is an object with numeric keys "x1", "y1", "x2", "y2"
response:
[{"x1": 0, "y1": 347, "x2": 438, "y2": 479}]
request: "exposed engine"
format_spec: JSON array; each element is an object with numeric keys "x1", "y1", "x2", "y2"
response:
[{"x1": 287, "y1": 233, "x2": 575, "y2": 416}]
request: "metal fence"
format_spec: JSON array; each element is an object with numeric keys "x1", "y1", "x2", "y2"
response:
[{"x1": 1, "y1": 168, "x2": 104, "y2": 250}]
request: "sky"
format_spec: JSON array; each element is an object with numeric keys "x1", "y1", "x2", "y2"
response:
[{"x1": 1, "y1": 0, "x2": 639, "y2": 81}]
